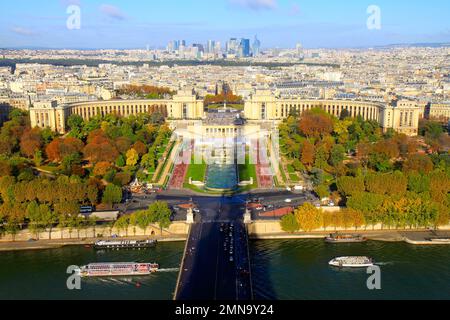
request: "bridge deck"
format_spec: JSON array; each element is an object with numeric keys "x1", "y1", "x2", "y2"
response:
[{"x1": 174, "y1": 197, "x2": 253, "y2": 300}]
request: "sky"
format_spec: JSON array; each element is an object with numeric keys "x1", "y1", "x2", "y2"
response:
[{"x1": 0, "y1": 0, "x2": 449, "y2": 49}]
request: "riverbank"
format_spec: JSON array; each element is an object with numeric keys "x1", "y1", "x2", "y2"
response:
[
  {"x1": 0, "y1": 235, "x2": 187, "y2": 252},
  {"x1": 249, "y1": 229, "x2": 450, "y2": 245}
]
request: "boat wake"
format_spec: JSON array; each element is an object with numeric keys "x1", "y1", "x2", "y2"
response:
[
  {"x1": 158, "y1": 268, "x2": 180, "y2": 273},
  {"x1": 375, "y1": 262, "x2": 394, "y2": 266}
]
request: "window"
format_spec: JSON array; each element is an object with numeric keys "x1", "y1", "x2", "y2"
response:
[{"x1": 183, "y1": 104, "x2": 188, "y2": 119}]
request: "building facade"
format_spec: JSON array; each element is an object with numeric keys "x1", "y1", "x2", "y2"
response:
[
  {"x1": 29, "y1": 89, "x2": 204, "y2": 133},
  {"x1": 428, "y1": 103, "x2": 450, "y2": 121},
  {"x1": 28, "y1": 89, "x2": 435, "y2": 136},
  {"x1": 244, "y1": 90, "x2": 422, "y2": 136}
]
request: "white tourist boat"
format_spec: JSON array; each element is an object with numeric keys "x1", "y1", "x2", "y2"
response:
[
  {"x1": 78, "y1": 262, "x2": 159, "y2": 277},
  {"x1": 329, "y1": 256, "x2": 374, "y2": 268}
]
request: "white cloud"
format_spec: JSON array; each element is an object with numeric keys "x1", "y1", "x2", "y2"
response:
[
  {"x1": 11, "y1": 27, "x2": 37, "y2": 36},
  {"x1": 228, "y1": 0, "x2": 277, "y2": 11},
  {"x1": 100, "y1": 4, "x2": 127, "y2": 20}
]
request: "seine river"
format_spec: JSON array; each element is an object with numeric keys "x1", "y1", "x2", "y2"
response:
[
  {"x1": 0, "y1": 240, "x2": 449, "y2": 300},
  {"x1": 250, "y1": 239, "x2": 450, "y2": 300}
]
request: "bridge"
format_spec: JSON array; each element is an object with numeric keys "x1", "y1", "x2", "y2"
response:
[{"x1": 174, "y1": 195, "x2": 253, "y2": 300}]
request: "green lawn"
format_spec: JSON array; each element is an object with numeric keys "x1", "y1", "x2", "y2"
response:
[
  {"x1": 279, "y1": 164, "x2": 287, "y2": 184},
  {"x1": 185, "y1": 159, "x2": 207, "y2": 183},
  {"x1": 289, "y1": 173, "x2": 300, "y2": 182},
  {"x1": 238, "y1": 155, "x2": 257, "y2": 188}
]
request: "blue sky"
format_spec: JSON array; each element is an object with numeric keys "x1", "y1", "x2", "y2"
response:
[{"x1": 0, "y1": 0, "x2": 449, "y2": 49}]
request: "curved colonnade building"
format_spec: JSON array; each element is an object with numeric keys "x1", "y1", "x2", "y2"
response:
[{"x1": 29, "y1": 89, "x2": 422, "y2": 136}]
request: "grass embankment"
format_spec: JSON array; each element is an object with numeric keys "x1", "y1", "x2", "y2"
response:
[
  {"x1": 287, "y1": 164, "x2": 301, "y2": 183},
  {"x1": 185, "y1": 155, "x2": 207, "y2": 183},
  {"x1": 238, "y1": 155, "x2": 258, "y2": 191}
]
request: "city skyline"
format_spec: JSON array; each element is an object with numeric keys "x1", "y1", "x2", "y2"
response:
[{"x1": 1, "y1": 0, "x2": 450, "y2": 49}]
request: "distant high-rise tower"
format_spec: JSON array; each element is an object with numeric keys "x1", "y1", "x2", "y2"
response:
[
  {"x1": 226, "y1": 38, "x2": 239, "y2": 55},
  {"x1": 240, "y1": 38, "x2": 251, "y2": 57},
  {"x1": 296, "y1": 42, "x2": 303, "y2": 59},
  {"x1": 206, "y1": 40, "x2": 215, "y2": 53},
  {"x1": 252, "y1": 35, "x2": 261, "y2": 57}
]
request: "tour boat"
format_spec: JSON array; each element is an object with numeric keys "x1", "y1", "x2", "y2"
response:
[
  {"x1": 325, "y1": 233, "x2": 367, "y2": 243},
  {"x1": 78, "y1": 262, "x2": 159, "y2": 277},
  {"x1": 93, "y1": 239, "x2": 157, "y2": 250},
  {"x1": 329, "y1": 256, "x2": 374, "y2": 268}
]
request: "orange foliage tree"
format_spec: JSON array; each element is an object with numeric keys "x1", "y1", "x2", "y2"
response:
[
  {"x1": 20, "y1": 128, "x2": 43, "y2": 158},
  {"x1": 298, "y1": 111, "x2": 334, "y2": 139}
]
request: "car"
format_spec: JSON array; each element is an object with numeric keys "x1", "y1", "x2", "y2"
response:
[
  {"x1": 285, "y1": 199, "x2": 292, "y2": 203},
  {"x1": 229, "y1": 256, "x2": 234, "y2": 262}
]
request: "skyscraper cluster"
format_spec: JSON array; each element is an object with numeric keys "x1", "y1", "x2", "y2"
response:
[{"x1": 166, "y1": 36, "x2": 262, "y2": 58}]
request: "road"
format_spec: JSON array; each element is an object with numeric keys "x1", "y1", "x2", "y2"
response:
[
  {"x1": 120, "y1": 189, "x2": 315, "y2": 300},
  {"x1": 174, "y1": 195, "x2": 253, "y2": 300}
]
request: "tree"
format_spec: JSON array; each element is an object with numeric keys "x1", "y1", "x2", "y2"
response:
[
  {"x1": 0, "y1": 160, "x2": 12, "y2": 176},
  {"x1": 83, "y1": 131, "x2": 119, "y2": 164},
  {"x1": 114, "y1": 215, "x2": 130, "y2": 236},
  {"x1": 102, "y1": 184, "x2": 123, "y2": 208},
  {"x1": 403, "y1": 154, "x2": 434, "y2": 174},
  {"x1": 67, "y1": 114, "x2": 84, "y2": 137},
  {"x1": 126, "y1": 148, "x2": 139, "y2": 167},
  {"x1": 408, "y1": 173, "x2": 431, "y2": 194},
  {"x1": 314, "y1": 184, "x2": 330, "y2": 199},
  {"x1": 280, "y1": 214, "x2": 299, "y2": 233},
  {"x1": 295, "y1": 203, "x2": 324, "y2": 232},
  {"x1": 115, "y1": 137, "x2": 132, "y2": 154},
  {"x1": 301, "y1": 141, "x2": 315, "y2": 167},
  {"x1": 93, "y1": 162, "x2": 113, "y2": 177},
  {"x1": 116, "y1": 154, "x2": 126, "y2": 167},
  {"x1": 298, "y1": 111, "x2": 334, "y2": 139},
  {"x1": 20, "y1": 128, "x2": 43, "y2": 158},
  {"x1": 337, "y1": 176, "x2": 365, "y2": 197},
  {"x1": 420, "y1": 120, "x2": 444, "y2": 142},
  {"x1": 113, "y1": 172, "x2": 132, "y2": 186},
  {"x1": 329, "y1": 144, "x2": 346, "y2": 167},
  {"x1": 132, "y1": 141, "x2": 148, "y2": 156},
  {"x1": 46, "y1": 137, "x2": 84, "y2": 163}
]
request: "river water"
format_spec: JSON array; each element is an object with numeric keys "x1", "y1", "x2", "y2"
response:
[
  {"x1": 0, "y1": 242, "x2": 185, "y2": 300},
  {"x1": 0, "y1": 239, "x2": 449, "y2": 300},
  {"x1": 250, "y1": 239, "x2": 450, "y2": 300}
]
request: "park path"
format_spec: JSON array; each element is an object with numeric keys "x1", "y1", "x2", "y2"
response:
[{"x1": 154, "y1": 139, "x2": 181, "y2": 186}]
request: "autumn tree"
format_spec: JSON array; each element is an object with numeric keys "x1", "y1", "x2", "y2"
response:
[
  {"x1": 295, "y1": 203, "x2": 324, "y2": 232},
  {"x1": 93, "y1": 162, "x2": 113, "y2": 177},
  {"x1": 126, "y1": 148, "x2": 139, "y2": 167},
  {"x1": 300, "y1": 141, "x2": 315, "y2": 167},
  {"x1": 20, "y1": 128, "x2": 43, "y2": 158},
  {"x1": 83, "y1": 130, "x2": 119, "y2": 164},
  {"x1": 337, "y1": 176, "x2": 365, "y2": 197},
  {"x1": 133, "y1": 141, "x2": 148, "y2": 156},
  {"x1": 298, "y1": 111, "x2": 334, "y2": 139},
  {"x1": 403, "y1": 154, "x2": 434, "y2": 174}
]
